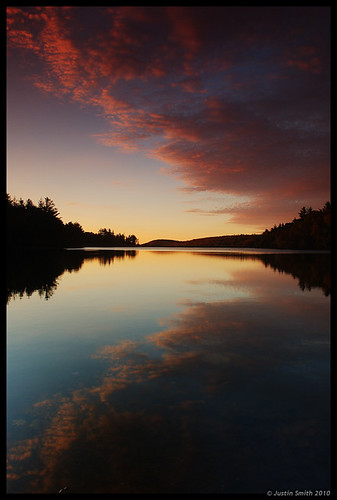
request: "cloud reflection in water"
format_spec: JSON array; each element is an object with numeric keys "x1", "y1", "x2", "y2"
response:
[{"x1": 7, "y1": 278, "x2": 330, "y2": 493}]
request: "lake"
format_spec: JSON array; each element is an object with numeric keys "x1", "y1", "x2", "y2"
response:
[{"x1": 6, "y1": 248, "x2": 330, "y2": 494}]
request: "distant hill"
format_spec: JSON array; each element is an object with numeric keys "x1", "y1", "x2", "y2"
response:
[
  {"x1": 141, "y1": 234, "x2": 257, "y2": 248},
  {"x1": 142, "y1": 239, "x2": 182, "y2": 247},
  {"x1": 142, "y1": 203, "x2": 331, "y2": 251}
]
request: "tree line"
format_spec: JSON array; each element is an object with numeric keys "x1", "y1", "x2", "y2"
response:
[
  {"x1": 256, "y1": 202, "x2": 330, "y2": 250},
  {"x1": 6, "y1": 194, "x2": 139, "y2": 249},
  {"x1": 6, "y1": 194, "x2": 330, "y2": 251},
  {"x1": 143, "y1": 202, "x2": 331, "y2": 250}
]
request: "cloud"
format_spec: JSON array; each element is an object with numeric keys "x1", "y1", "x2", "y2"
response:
[
  {"x1": 184, "y1": 192, "x2": 327, "y2": 230},
  {"x1": 285, "y1": 45, "x2": 323, "y2": 74},
  {"x1": 7, "y1": 6, "x2": 330, "y2": 224}
]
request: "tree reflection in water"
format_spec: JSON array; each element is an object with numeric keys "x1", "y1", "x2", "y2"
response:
[
  {"x1": 6, "y1": 249, "x2": 330, "y2": 493},
  {"x1": 6, "y1": 249, "x2": 138, "y2": 303},
  {"x1": 6, "y1": 249, "x2": 330, "y2": 302}
]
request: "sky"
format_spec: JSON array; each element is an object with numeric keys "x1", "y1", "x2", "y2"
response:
[{"x1": 6, "y1": 6, "x2": 330, "y2": 243}]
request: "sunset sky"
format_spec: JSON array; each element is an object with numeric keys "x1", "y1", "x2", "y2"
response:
[{"x1": 6, "y1": 6, "x2": 330, "y2": 243}]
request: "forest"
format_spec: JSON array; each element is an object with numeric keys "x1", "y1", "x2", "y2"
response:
[
  {"x1": 143, "y1": 202, "x2": 331, "y2": 250},
  {"x1": 256, "y1": 202, "x2": 331, "y2": 250},
  {"x1": 6, "y1": 194, "x2": 330, "y2": 251},
  {"x1": 6, "y1": 194, "x2": 139, "y2": 249}
]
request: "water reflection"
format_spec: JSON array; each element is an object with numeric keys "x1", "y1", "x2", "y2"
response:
[
  {"x1": 6, "y1": 250, "x2": 330, "y2": 494},
  {"x1": 6, "y1": 249, "x2": 137, "y2": 302},
  {"x1": 6, "y1": 249, "x2": 330, "y2": 302},
  {"x1": 7, "y1": 295, "x2": 330, "y2": 493}
]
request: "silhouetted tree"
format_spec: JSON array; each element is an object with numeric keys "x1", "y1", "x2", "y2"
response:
[
  {"x1": 7, "y1": 195, "x2": 63, "y2": 248},
  {"x1": 38, "y1": 197, "x2": 60, "y2": 217},
  {"x1": 126, "y1": 234, "x2": 138, "y2": 246},
  {"x1": 7, "y1": 194, "x2": 139, "y2": 249},
  {"x1": 257, "y1": 203, "x2": 330, "y2": 250},
  {"x1": 63, "y1": 222, "x2": 85, "y2": 247},
  {"x1": 299, "y1": 206, "x2": 313, "y2": 219}
]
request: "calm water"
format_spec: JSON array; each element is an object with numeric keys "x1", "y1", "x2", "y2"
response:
[{"x1": 6, "y1": 248, "x2": 330, "y2": 494}]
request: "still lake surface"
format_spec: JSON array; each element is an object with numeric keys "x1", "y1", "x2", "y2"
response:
[{"x1": 7, "y1": 248, "x2": 330, "y2": 494}]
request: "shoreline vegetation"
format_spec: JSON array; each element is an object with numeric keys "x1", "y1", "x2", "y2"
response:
[
  {"x1": 142, "y1": 203, "x2": 330, "y2": 250},
  {"x1": 6, "y1": 194, "x2": 138, "y2": 250},
  {"x1": 6, "y1": 194, "x2": 330, "y2": 251}
]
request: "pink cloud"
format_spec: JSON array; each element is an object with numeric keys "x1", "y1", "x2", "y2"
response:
[
  {"x1": 7, "y1": 6, "x2": 330, "y2": 223},
  {"x1": 284, "y1": 45, "x2": 323, "y2": 74}
]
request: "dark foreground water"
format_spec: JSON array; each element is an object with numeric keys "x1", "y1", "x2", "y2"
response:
[{"x1": 6, "y1": 248, "x2": 330, "y2": 494}]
